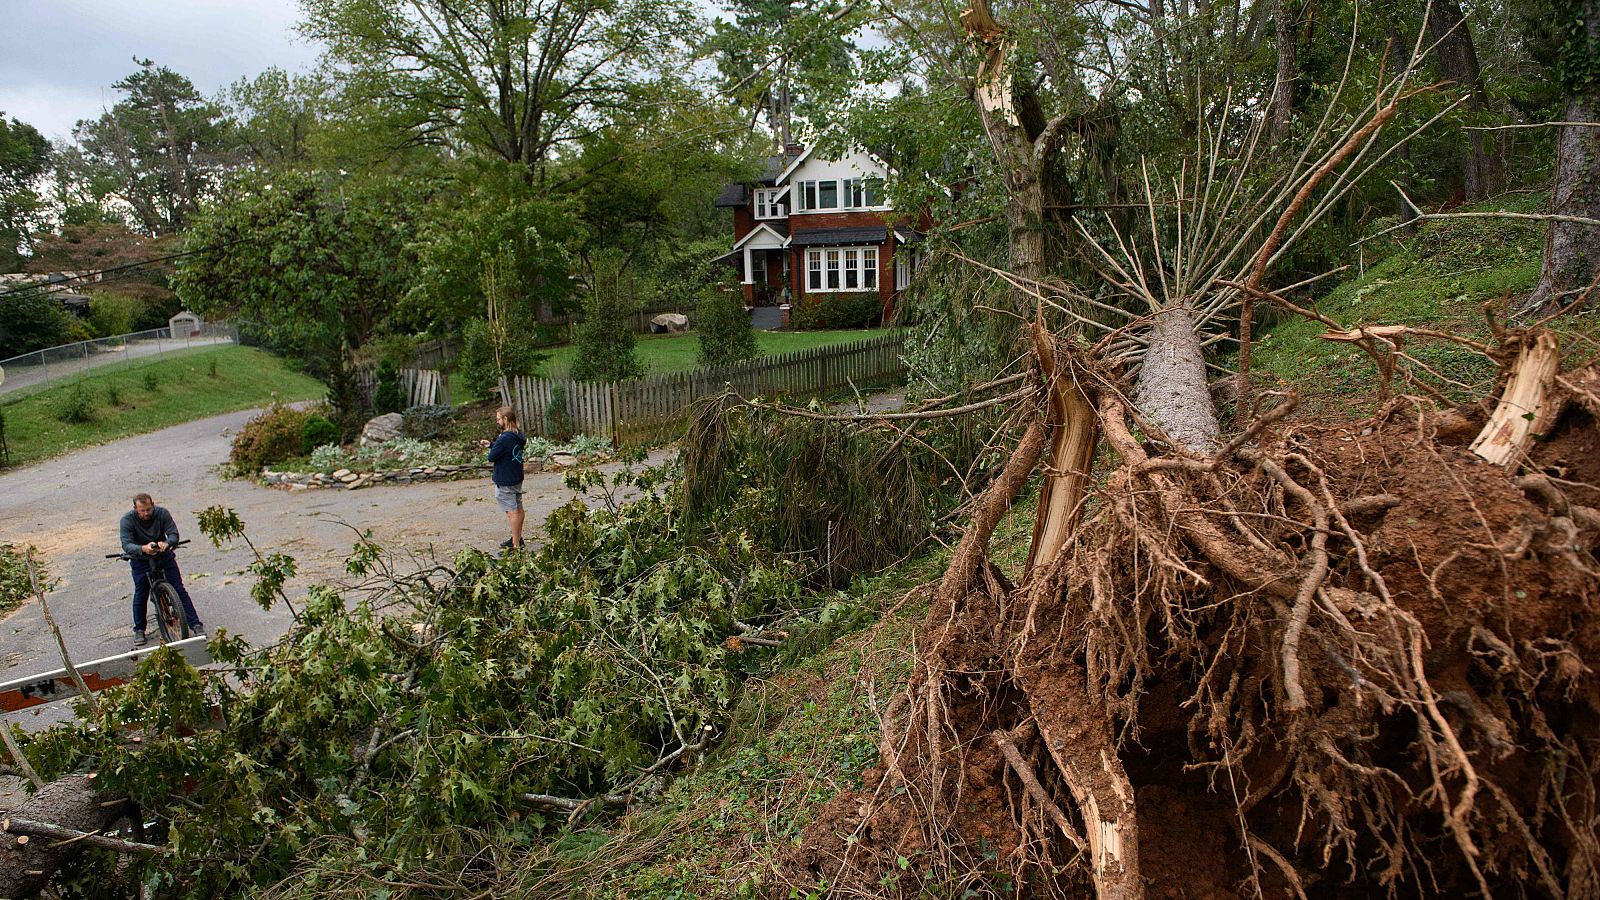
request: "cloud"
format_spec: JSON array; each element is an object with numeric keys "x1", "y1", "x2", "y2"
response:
[{"x1": 0, "y1": 0, "x2": 323, "y2": 139}]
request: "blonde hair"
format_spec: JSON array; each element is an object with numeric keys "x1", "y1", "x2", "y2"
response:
[{"x1": 497, "y1": 406, "x2": 520, "y2": 430}]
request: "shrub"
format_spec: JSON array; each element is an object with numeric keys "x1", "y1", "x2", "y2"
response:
[
  {"x1": 309, "y1": 443, "x2": 346, "y2": 471},
  {"x1": 400, "y1": 405, "x2": 457, "y2": 441},
  {"x1": 570, "y1": 251, "x2": 645, "y2": 383},
  {"x1": 55, "y1": 382, "x2": 97, "y2": 423},
  {"x1": 105, "y1": 381, "x2": 123, "y2": 407},
  {"x1": 372, "y1": 360, "x2": 404, "y2": 415},
  {"x1": 697, "y1": 288, "x2": 757, "y2": 368},
  {"x1": 300, "y1": 415, "x2": 340, "y2": 453},
  {"x1": 231, "y1": 404, "x2": 311, "y2": 472},
  {"x1": 142, "y1": 369, "x2": 160, "y2": 391},
  {"x1": 789, "y1": 292, "x2": 883, "y2": 330},
  {"x1": 0, "y1": 286, "x2": 73, "y2": 358},
  {"x1": 457, "y1": 319, "x2": 545, "y2": 400},
  {"x1": 87, "y1": 293, "x2": 144, "y2": 337}
]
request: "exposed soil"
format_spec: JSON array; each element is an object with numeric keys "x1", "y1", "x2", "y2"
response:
[{"x1": 784, "y1": 386, "x2": 1600, "y2": 897}]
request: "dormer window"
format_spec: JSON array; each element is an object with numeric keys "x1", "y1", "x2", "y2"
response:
[{"x1": 754, "y1": 189, "x2": 785, "y2": 219}]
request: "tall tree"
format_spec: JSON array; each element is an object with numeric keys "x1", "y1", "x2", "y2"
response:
[
  {"x1": 1531, "y1": 0, "x2": 1600, "y2": 308},
  {"x1": 711, "y1": 0, "x2": 857, "y2": 145},
  {"x1": 225, "y1": 67, "x2": 329, "y2": 168},
  {"x1": 301, "y1": 0, "x2": 699, "y2": 183},
  {"x1": 1426, "y1": 0, "x2": 1502, "y2": 199},
  {"x1": 67, "y1": 59, "x2": 231, "y2": 235},
  {"x1": 0, "y1": 114, "x2": 51, "y2": 270}
]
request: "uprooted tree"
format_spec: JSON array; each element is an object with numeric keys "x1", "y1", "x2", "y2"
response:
[{"x1": 782, "y1": 2, "x2": 1600, "y2": 896}]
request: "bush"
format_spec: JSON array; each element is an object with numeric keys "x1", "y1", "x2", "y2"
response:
[
  {"x1": 55, "y1": 382, "x2": 97, "y2": 423},
  {"x1": 87, "y1": 293, "x2": 145, "y2": 338},
  {"x1": 231, "y1": 404, "x2": 312, "y2": 472},
  {"x1": 400, "y1": 404, "x2": 457, "y2": 441},
  {"x1": 569, "y1": 250, "x2": 644, "y2": 383},
  {"x1": 789, "y1": 292, "x2": 883, "y2": 330},
  {"x1": 104, "y1": 381, "x2": 123, "y2": 407},
  {"x1": 0, "y1": 286, "x2": 73, "y2": 358},
  {"x1": 456, "y1": 318, "x2": 546, "y2": 400},
  {"x1": 372, "y1": 360, "x2": 404, "y2": 415},
  {"x1": 142, "y1": 369, "x2": 160, "y2": 391},
  {"x1": 697, "y1": 289, "x2": 757, "y2": 368},
  {"x1": 300, "y1": 415, "x2": 339, "y2": 453}
]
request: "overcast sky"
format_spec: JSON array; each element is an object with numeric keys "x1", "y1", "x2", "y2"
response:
[{"x1": 0, "y1": 0, "x2": 321, "y2": 142}]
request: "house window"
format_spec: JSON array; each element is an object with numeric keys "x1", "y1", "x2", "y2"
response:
[
  {"x1": 895, "y1": 249, "x2": 915, "y2": 290},
  {"x1": 802, "y1": 246, "x2": 878, "y2": 293},
  {"x1": 800, "y1": 181, "x2": 816, "y2": 211},
  {"x1": 750, "y1": 253, "x2": 767, "y2": 285},
  {"x1": 865, "y1": 177, "x2": 884, "y2": 207},
  {"x1": 845, "y1": 178, "x2": 864, "y2": 208},
  {"x1": 755, "y1": 189, "x2": 784, "y2": 219},
  {"x1": 819, "y1": 180, "x2": 839, "y2": 209}
]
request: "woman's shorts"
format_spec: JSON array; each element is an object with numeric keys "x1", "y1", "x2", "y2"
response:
[{"x1": 495, "y1": 484, "x2": 524, "y2": 512}]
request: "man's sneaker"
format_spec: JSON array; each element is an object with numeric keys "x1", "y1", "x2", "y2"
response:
[
  {"x1": 499, "y1": 538, "x2": 514, "y2": 550},
  {"x1": 132, "y1": 630, "x2": 148, "y2": 648},
  {"x1": 190, "y1": 624, "x2": 206, "y2": 638}
]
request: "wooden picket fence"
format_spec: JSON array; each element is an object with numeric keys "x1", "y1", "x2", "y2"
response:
[
  {"x1": 354, "y1": 367, "x2": 451, "y2": 409},
  {"x1": 501, "y1": 332, "x2": 906, "y2": 444}
]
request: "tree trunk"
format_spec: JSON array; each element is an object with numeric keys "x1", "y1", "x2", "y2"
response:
[
  {"x1": 1531, "y1": 0, "x2": 1600, "y2": 310},
  {"x1": 0, "y1": 775, "x2": 120, "y2": 899},
  {"x1": 1269, "y1": 0, "x2": 1298, "y2": 148},
  {"x1": 1426, "y1": 0, "x2": 1500, "y2": 199},
  {"x1": 1136, "y1": 303, "x2": 1222, "y2": 453}
]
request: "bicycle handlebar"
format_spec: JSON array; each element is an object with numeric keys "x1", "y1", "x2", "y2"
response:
[{"x1": 106, "y1": 539, "x2": 191, "y2": 560}]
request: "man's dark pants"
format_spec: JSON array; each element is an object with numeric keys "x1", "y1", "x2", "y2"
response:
[{"x1": 130, "y1": 552, "x2": 201, "y2": 632}]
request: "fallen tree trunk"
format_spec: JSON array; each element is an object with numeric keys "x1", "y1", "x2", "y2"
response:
[
  {"x1": 1135, "y1": 302, "x2": 1221, "y2": 454},
  {"x1": 0, "y1": 775, "x2": 123, "y2": 899}
]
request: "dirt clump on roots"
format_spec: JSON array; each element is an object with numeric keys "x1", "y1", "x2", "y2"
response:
[{"x1": 782, "y1": 364, "x2": 1600, "y2": 898}]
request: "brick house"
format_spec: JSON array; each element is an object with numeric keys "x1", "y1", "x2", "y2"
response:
[{"x1": 714, "y1": 145, "x2": 921, "y2": 320}]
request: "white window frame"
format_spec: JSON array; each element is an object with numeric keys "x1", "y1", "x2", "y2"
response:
[
  {"x1": 750, "y1": 252, "x2": 767, "y2": 285},
  {"x1": 895, "y1": 249, "x2": 915, "y2": 290},
  {"x1": 754, "y1": 188, "x2": 785, "y2": 219},
  {"x1": 803, "y1": 246, "x2": 879, "y2": 293}
]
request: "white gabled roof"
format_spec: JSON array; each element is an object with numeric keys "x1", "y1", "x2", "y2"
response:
[{"x1": 731, "y1": 222, "x2": 790, "y2": 251}]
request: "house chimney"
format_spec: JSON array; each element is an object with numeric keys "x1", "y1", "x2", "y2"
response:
[{"x1": 784, "y1": 143, "x2": 804, "y2": 158}]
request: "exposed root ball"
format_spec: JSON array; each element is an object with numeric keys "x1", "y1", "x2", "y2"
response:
[{"x1": 785, "y1": 398, "x2": 1600, "y2": 898}]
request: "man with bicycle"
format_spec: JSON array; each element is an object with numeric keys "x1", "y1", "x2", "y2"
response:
[{"x1": 119, "y1": 492, "x2": 203, "y2": 646}]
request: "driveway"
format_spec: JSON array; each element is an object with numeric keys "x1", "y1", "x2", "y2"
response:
[{"x1": 0, "y1": 406, "x2": 668, "y2": 728}]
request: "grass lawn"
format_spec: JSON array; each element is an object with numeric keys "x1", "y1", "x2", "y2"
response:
[
  {"x1": 0, "y1": 346, "x2": 324, "y2": 468},
  {"x1": 535, "y1": 328, "x2": 890, "y2": 377}
]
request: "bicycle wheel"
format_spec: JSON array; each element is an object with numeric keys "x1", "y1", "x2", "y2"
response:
[{"x1": 151, "y1": 582, "x2": 190, "y2": 643}]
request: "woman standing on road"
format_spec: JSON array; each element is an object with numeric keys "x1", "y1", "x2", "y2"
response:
[{"x1": 480, "y1": 406, "x2": 527, "y2": 551}]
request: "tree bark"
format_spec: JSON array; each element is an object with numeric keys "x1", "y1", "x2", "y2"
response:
[
  {"x1": 1531, "y1": 0, "x2": 1600, "y2": 310},
  {"x1": 1136, "y1": 303, "x2": 1222, "y2": 453},
  {"x1": 1426, "y1": 0, "x2": 1501, "y2": 199},
  {"x1": 1269, "y1": 0, "x2": 1298, "y2": 148},
  {"x1": 0, "y1": 775, "x2": 122, "y2": 899}
]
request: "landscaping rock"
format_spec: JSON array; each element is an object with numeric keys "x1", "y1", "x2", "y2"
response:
[
  {"x1": 652, "y1": 312, "x2": 690, "y2": 333},
  {"x1": 331, "y1": 468, "x2": 351, "y2": 479},
  {"x1": 550, "y1": 453, "x2": 578, "y2": 468},
  {"x1": 339, "y1": 472, "x2": 360, "y2": 484},
  {"x1": 359, "y1": 412, "x2": 405, "y2": 446}
]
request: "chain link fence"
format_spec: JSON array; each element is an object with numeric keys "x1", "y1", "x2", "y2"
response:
[{"x1": 0, "y1": 323, "x2": 238, "y2": 398}]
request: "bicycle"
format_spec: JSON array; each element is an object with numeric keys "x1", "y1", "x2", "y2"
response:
[{"x1": 107, "y1": 539, "x2": 194, "y2": 643}]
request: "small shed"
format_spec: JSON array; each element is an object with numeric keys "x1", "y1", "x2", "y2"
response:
[{"x1": 169, "y1": 311, "x2": 202, "y2": 337}]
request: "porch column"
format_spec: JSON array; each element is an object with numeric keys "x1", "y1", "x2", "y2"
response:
[{"x1": 742, "y1": 246, "x2": 754, "y2": 285}]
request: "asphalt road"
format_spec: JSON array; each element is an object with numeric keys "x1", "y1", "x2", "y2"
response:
[{"x1": 0, "y1": 406, "x2": 666, "y2": 729}]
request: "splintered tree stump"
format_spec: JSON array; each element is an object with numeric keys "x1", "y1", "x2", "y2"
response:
[{"x1": 1471, "y1": 331, "x2": 1562, "y2": 467}]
